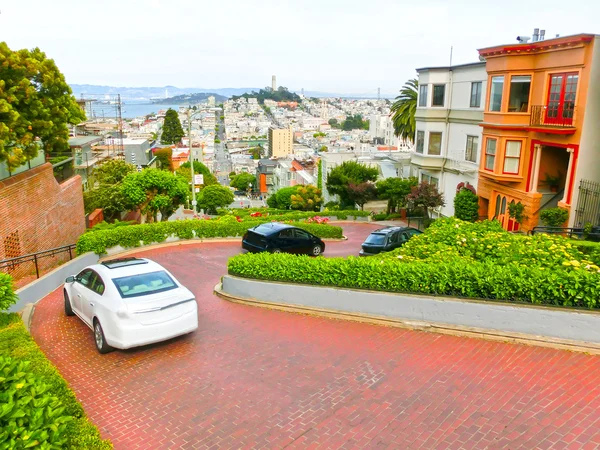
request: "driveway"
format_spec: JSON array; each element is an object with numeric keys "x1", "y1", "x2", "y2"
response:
[{"x1": 30, "y1": 223, "x2": 600, "y2": 449}]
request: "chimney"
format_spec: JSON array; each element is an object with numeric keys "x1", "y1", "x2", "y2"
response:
[
  {"x1": 532, "y1": 28, "x2": 539, "y2": 42},
  {"x1": 540, "y1": 30, "x2": 545, "y2": 41}
]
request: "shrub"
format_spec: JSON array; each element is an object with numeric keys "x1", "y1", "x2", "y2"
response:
[
  {"x1": 324, "y1": 201, "x2": 340, "y2": 211},
  {"x1": 372, "y1": 213, "x2": 387, "y2": 221},
  {"x1": 0, "y1": 273, "x2": 17, "y2": 311},
  {"x1": 540, "y1": 207, "x2": 569, "y2": 227},
  {"x1": 454, "y1": 188, "x2": 479, "y2": 222},
  {"x1": 85, "y1": 220, "x2": 137, "y2": 233}
]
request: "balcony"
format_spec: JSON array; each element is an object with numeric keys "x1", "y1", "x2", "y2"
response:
[
  {"x1": 410, "y1": 153, "x2": 445, "y2": 170},
  {"x1": 530, "y1": 105, "x2": 577, "y2": 129}
]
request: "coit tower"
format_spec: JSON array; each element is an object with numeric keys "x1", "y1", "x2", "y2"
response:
[{"x1": 272, "y1": 75, "x2": 276, "y2": 91}]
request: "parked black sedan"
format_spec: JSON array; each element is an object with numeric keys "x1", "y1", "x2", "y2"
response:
[
  {"x1": 242, "y1": 223, "x2": 326, "y2": 256},
  {"x1": 359, "y1": 226, "x2": 422, "y2": 256}
]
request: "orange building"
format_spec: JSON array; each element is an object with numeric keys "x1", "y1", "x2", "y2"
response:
[{"x1": 476, "y1": 34, "x2": 600, "y2": 231}]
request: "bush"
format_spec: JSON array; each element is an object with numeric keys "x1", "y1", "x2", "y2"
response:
[
  {"x1": 76, "y1": 219, "x2": 343, "y2": 255},
  {"x1": 372, "y1": 213, "x2": 387, "y2": 221},
  {"x1": 324, "y1": 201, "x2": 340, "y2": 210},
  {"x1": 0, "y1": 273, "x2": 17, "y2": 311},
  {"x1": 266, "y1": 195, "x2": 278, "y2": 208},
  {"x1": 454, "y1": 188, "x2": 479, "y2": 222},
  {"x1": 85, "y1": 220, "x2": 137, "y2": 233},
  {"x1": 540, "y1": 207, "x2": 569, "y2": 227}
]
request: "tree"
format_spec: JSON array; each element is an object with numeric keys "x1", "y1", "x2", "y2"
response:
[
  {"x1": 198, "y1": 184, "x2": 234, "y2": 214},
  {"x1": 121, "y1": 168, "x2": 189, "y2": 222},
  {"x1": 160, "y1": 108, "x2": 184, "y2": 144},
  {"x1": 328, "y1": 118, "x2": 340, "y2": 129},
  {"x1": 391, "y1": 79, "x2": 418, "y2": 142},
  {"x1": 407, "y1": 182, "x2": 445, "y2": 220},
  {"x1": 319, "y1": 145, "x2": 328, "y2": 152},
  {"x1": 176, "y1": 161, "x2": 218, "y2": 197},
  {"x1": 154, "y1": 147, "x2": 174, "y2": 171},
  {"x1": 341, "y1": 115, "x2": 369, "y2": 131},
  {"x1": 454, "y1": 188, "x2": 479, "y2": 222},
  {"x1": 291, "y1": 185, "x2": 322, "y2": 211},
  {"x1": 92, "y1": 159, "x2": 136, "y2": 186},
  {"x1": 230, "y1": 172, "x2": 256, "y2": 191},
  {"x1": 83, "y1": 160, "x2": 136, "y2": 222},
  {"x1": 0, "y1": 42, "x2": 86, "y2": 171},
  {"x1": 346, "y1": 182, "x2": 377, "y2": 210},
  {"x1": 326, "y1": 161, "x2": 378, "y2": 207},
  {"x1": 317, "y1": 160, "x2": 323, "y2": 190},
  {"x1": 376, "y1": 177, "x2": 418, "y2": 214},
  {"x1": 275, "y1": 186, "x2": 300, "y2": 210}
]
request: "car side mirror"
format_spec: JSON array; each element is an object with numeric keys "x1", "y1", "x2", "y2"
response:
[{"x1": 65, "y1": 276, "x2": 75, "y2": 283}]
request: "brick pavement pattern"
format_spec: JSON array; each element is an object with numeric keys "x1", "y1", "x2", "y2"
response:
[{"x1": 30, "y1": 223, "x2": 600, "y2": 449}]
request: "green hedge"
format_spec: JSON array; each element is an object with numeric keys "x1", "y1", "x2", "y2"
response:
[
  {"x1": 0, "y1": 273, "x2": 17, "y2": 311},
  {"x1": 77, "y1": 219, "x2": 343, "y2": 255},
  {"x1": 0, "y1": 313, "x2": 111, "y2": 449},
  {"x1": 218, "y1": 208, "x2": 370, "y2": 220}
]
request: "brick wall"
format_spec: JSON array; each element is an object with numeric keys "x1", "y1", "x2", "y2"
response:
[{"x1": 0, "y1": 163, "x2": 86, "y2": 280}]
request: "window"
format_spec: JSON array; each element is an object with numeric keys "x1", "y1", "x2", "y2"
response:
[
  {"x1": 113, "y1": 270, "x2": 177, "y2": 298},
  {"x1": 488, "y1": 76, "x2": 504, "y2": 111},
  {"x1": 428, "y1": 132, "x2": 442, "y2": 156},
  {"x1": 77, "y1": 269, "x2": 94, "y2": 287},
  {"x1": 294, "y1": 229, "x2": 311, "y2": 240},
  {"x1": 484, "y1": 138, "x2": 497, "y2": 171},
  {"x1": 508, "y1": 76, "x2": 531, "y2": 112},
  {"x1": 421, "y1": 174, "x2": 439, "y2": 186},
  {"x1": 465, "y1": 136, "x2": 478, "y2": 163},
  {"x1": 432, "y1": 85, "x2": 445, "y2": 107},
  {"x1": 503, "y1": 141, "x2": 522, "y2": 174},
  {"x1": 416, "y1": 131, "x2": 424, "y2": 154},
  {"x1": 419, "y1": 85, "x2": 428, "y2": 107},
  {"x1": 470, "y1": 82, "x2": 482, "y2": 108},
  {"x1": 547, "y1": 72, "x2": 578, "y2": 125},
  {"x1": 279, "y1": 229, "x2": 294, "y2": 238}
]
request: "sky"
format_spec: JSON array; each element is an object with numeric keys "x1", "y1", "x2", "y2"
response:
[{"x1": 1, "y1": 0, "x2": 599, "y2": 96}]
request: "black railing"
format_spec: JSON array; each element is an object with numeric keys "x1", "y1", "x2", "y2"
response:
[
  {"x1": 574, "y1": 179, "x2": 600, "y2": 228},
  {"x1": 530, "y1": 105, "x2": 577, "y2": 128},
  {"x1": 0, "y1": 244, "x2": 77, "y2": 279},
  {"x1": 528, "y1": 226, "x2": 600, "y2": 241}
]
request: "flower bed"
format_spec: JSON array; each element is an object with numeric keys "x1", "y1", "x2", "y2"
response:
[{"x1": 228, "y1": 218, "x2": 600, "y2": 309}]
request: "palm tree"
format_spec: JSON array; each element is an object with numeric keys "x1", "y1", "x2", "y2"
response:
[{"x1": 390, "y1": 79, "x2": 418, "y2": 143}]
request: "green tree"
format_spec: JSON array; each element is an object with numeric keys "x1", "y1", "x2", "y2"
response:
[
  {"x1": 266, "y1": 195, "x2": 278, "y2": 208},
  {"x1": 153, "y1": 147, "x2": 174, "y2": 171},
  {"x1": 160, "y1": 108, "x2": 184, "y2": 144},
  {"x1": 317, "y1": 160, "x2": 323, "y2": 190},
  {"x1": 328, "y1": 118, "x2": 340, "y2": 129},
  {"x1": 83, "y1": 160, "x2": 136, "y2": 222},
  {"x1": 326, "y1": 161, "x2": 378, "y2": 207},
  {"x1": 376, "y1": 177, "x2": 418, "y2": 214},
  {"x1": 454, "y1": 188, "x2": 479, "y2": 222},
  {"x1": 407, "y1": 181, "x2": 445, "y2": 220},
  {"x1": 177, "y1": 161, "x2": 217, "y2": 186},
  {"x1": 121, "y1": 168, "x2": 189, "y2": 222},
  {"x1": 291, "y1": 185, "x2": 322, "y2": 211},
  {"x1": 346, "y1": 182, "x2": 377, "y2": 210},
  {"x1": 341, "y1": 115, "x2": 369, "y2": 131},
  {"x1": 319, "y1": 145, "x2": 328, "y2": 153},
  {"x1": 391, "y1": 78, "x2": 418, "y2": 142},
  {"x1": 198, "y1": 184, "x2": 234, "y2": 214},
  {"x1": 0, "y1": 42, "x2": 86, "y2": 171},
  {"x1": 230, "y1": 172, "x2": 256, "y2": 191},
  {"x1": 275, "y1": 186, "x2": 300, "y2": 210}
]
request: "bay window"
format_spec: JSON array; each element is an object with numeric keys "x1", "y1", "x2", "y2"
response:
[
  {"x1": 428, "y1": 132, "x2": 442, "y2": 156},
  {"x1": 416, "y1": 131, "x2": 424, "y2": 154},
  {"x1": 419, "y1": 85, "x2": 428, "y2": 107},
  {"x1": 503, "y1": 141, "x2": 522, "y2": 174},
  {"x1": 489, "y1": 76, "x2": 504, "y2": 112},
  {"x1": 484, "y1": 138, "x2": 497, "y2": 171},
  {"x1": 508, "y1": 76, "x2": 531, "y2": 112}
]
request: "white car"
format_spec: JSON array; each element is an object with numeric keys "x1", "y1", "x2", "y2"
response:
[{"x1": 64, "y1": 257, "x2": 198, "y2": 353}]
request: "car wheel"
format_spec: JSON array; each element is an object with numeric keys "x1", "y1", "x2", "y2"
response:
[
  {"x1": 64, "y1": 290, "x2": 75, "y2": 316},
  {"x1": 271, "y1": 248, "x2": 282, "y2": 253},
  {"x1": 311, "y1": 245, "x2": 323, "y2": 256},
  {"x1": 93, "y1": 320, "x2": 114, "y2": 354}
]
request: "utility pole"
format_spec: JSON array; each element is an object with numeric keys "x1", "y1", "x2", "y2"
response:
[{"x1": 188, "y1": 109, "x2": 197, "y2": 211}]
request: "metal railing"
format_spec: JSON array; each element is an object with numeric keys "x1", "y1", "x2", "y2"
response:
[
  {"x1": 0, "y1": 244, "x2": 77, "y2": 279},
  {"x1": 528, "y1": 226, "x2": 600, "y2": 241},
  {"x1": 530, "y1": 105, "x2": 577, "y2": 128}
]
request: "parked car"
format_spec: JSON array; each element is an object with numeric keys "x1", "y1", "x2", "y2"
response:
[
  {"x1": 359, "y1": 226, "x2": 422, "y2": 256},
  {"x1": 242, "y1": 222, "x2": 325, "y2": 256},
  {"x1": 64, "y1": 257, "x2": 198, "y2": 353}
]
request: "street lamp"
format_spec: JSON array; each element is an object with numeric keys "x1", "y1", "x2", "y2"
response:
[{"x1": 187, "y1": 109, "x2": 206, "y2": 211}]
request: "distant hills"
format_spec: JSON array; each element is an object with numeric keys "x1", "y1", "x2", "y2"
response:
[{"x1": 151, "y1": 92, "x2": 228, "y2": 105}]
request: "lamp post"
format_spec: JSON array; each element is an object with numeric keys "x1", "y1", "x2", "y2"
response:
[{"x1": 187, "y1": 109, "x2": 197, "y2": 211}]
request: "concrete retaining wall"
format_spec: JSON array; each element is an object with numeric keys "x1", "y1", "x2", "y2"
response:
[
  {"x1": 222, "y1": 275, "x2": 600, "y2": 345},
  {"x1": 10, "y1": 252, "x2": 99, "y2": 312}
]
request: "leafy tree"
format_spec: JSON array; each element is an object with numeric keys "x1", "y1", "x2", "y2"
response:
[
  {"x1": 313, "y1": 132, "x2": 326, "y2": 138},
  {"x1": 176, "y1": 161, "x2": 218, "y2": 192},
  {"x1": 92, "y1": 159, "x2": 136, "y2": 186},
  {"x1": 346, "y1": 182, "x2": 377, "y2": 210},
  {"x1": 319, "y1": 145, "x2": 328, "y2": 152},
  {"x1": 407, "y1": 181, "x2": 445, "y2": 220},
  {"x1": 232, "y1": 86, "x2": 301, "y2": 104},
  {"x1": 230, "y1": 172, "x2": 256, "y2": 191},
  {"x1": 121, "y1": 168, "x2": 189, "y2": 222},
  {"x1": 454, "y1": 188, "x2": 479, "y2": 222},
  {"x1": 317, "y1": 160, "x2": 323, "y2": 190},
  {"x1": 376, "y1": 177, "x2": 418, "y2": 214},
  {"x1": 326, "y1": 161, "x2": 378, "y2": 207},
  {"x1": 215, "y1": 138, "x2": 221, "y2": 144},
  {"x1": 291, "y1": 185, "x2": 322, "y2": 211},
  {"x1": 160, "y1": 108, "x2": 184, "y2": 144},
  {"x1": 198, "y1": 184, "x2": 234, "y2": 214},
  {"x1": 341, "y1": 115, "x2": 369, "y2": 131},
  {"x1": 0, "y1": 42, "x2": 86, "y2": 171},
  {"x1": 250, "y1": 146, "x2": 261, "y2": 159},
  {"x1": 266, "y1": 195, "x2": 278, "y2": 208},
  {"x1": 275, "y1": 186, "x2": 300, "y2": 210},
  {"x1": 328, "y1": 118, "x2": 341, "y2": 129},
  {"x1": 391, "y1": 78, "x2": 418, "y2": 142},
  {"x1": 154, "y1": 147, "x2": 174, "y2": 171},
  {"x1": 83, "y1": 160, "x2": 136, "y2": 222}
]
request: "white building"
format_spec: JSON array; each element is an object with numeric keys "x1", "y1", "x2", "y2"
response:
[{"x1": 412, "y1": 62, "x2": 487, "y2": 217}]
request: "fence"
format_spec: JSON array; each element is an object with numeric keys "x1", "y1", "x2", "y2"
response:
[
  {"x1": 574, "y1": 179, "x2": 600, "y2": 228},
  {"x1": 0, "y1": 244, "x2": 77, "y2": 282}
]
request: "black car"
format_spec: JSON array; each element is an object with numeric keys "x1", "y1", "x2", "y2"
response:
[
  {"x1": 359, "y1": 226, "x2": 422, "y2": 256},
  {"x1": 242, "y1": 223, "x2": 325, "y2": 256}
]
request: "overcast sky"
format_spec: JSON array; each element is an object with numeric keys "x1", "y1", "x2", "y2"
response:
[{"x1": 1, "y1": 0, "x2": 599, "y2": 95}]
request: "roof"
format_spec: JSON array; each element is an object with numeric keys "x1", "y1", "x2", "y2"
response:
[
  {"x1": 68, "y1": 136, "x2": 103, "y2": 147},
  {"x1": 250, "y1": 222, "x2": 294, "y2": 235},
  {"x1": 478, "y1": 33, "x2": 596, "y2": 57},
  {"x1": 416, "y1": 61, "x2": 486, "y2": 72},
  {"x1": 371, "y1": 227, "x2": 415, "y2": 234},
  {"x1": 92, "y1": 257, "x2": 166, "y2": 279}
]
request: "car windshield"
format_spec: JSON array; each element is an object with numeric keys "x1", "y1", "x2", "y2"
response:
[
  {"x1": 364, "y1": 234, "x2": 387, "y2": 245},
  {"x1": 112, "y1": 270, "x2": 177, "y2": 298}
]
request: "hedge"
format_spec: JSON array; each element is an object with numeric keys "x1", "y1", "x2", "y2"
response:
[
  {"x1": 76, "y1": 219, "x2": 343, "y2": 255},
  {"x1": 0, "y1": 272, "x2": 17, "y2": 311},
  {"x1": 0, "y1": 276, "x2": 111, "y2": 449},
  {"x1": 218, "y1": 208, "x2": 370, "y2": 220}
]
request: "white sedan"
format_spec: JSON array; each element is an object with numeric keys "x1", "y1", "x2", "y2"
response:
[{"x1": 64, "y1": 257, "x2": 198, "y2": 353}]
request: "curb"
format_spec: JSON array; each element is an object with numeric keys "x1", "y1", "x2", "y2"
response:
[
  {"x1": 214, "y1": 282, "x2": 600, "y2": 355},
  {"x1": 19, "y1": 302, "x2": 36, "y2": 332}
]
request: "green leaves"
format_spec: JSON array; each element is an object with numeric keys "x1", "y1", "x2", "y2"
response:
[
  {"x1": 390, "y1": 78, "x2": 418, "y2": 142},
  {"x1": 0, "y1": 274, "x2": 17, "y2": 311},
  {"x1": 198, "y1": 185, "x2": 235, "y2": 214},
  {"x1": 229, "y1": 172, "x2": 256, "y2": 191},
  {"x1": 160, "y1": 108, "x2": 184, "y2": 145}
]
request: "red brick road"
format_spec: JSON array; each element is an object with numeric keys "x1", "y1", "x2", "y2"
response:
[{"x1": 30, "y1": 223, "x2": 600, "y2": 449}]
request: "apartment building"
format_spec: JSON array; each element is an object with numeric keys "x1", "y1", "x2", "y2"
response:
[
  {"x1": 268, "y1": 125, "x2": 294, "y2": 158},
  {"x1": 477, "y1": 33, "x2": 600, "y2": 231},
  {"x1": 412, "y1": 62, "x2": 487, "y2": 217}
]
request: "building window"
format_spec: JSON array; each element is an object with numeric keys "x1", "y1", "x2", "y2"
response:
[
  {"x1": 416, "y1": 131, "x2": 424, "y2": 154},
  {"x1": 428, "y1": 132, "x2": 442, "y2": 156},
  {"x1": 503, "y1": 141, "x2": 522, "y2": 174},
  {"x1": 465, "y1": 136, "x2": 478, "y2": 163},
  {"x1": 421, "y1": 174, "x2": 439, "y2": 186},
  {"x1": 484, "y1": 138, "x2": 497, "y2": 171},
  {"x1": 508, "y1": 76, "x2": 531, "y2": 112},
  {"x1": 488, "y1": 76, "x2": 504, "y2": 112},
  {"x1": 432, "y1": 85, "x2": 445, "y2": 107},
  {"x1": 418, "y1": 85, "x2": 428, "y2": 107},
  {"x1": 470, "y1": 82, "x2": 482, "y2": 108}
]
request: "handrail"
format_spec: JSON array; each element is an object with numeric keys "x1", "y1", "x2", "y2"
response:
[
  {"x1": 0, "y1": 244, "x2": 77, "y2": 279},
  {"x1": 531, "y1": 189, "x2": 564, "y2": 216}
]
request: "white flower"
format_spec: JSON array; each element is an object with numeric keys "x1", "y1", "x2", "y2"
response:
[
  {"x1": 397, "y1": 255, "x2": 404, "y2": 259},
  {"x1": 455, "y1": 224, "x2": 460, "y2": 228},
  {"x1": 462, "y1": 238, "x2": 467, "y2": 242}
]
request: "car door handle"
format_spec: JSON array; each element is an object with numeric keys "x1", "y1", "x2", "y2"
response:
[
  {"x1": 77, "y1": 294, "x2": 82, "y2": 298},
  {"x1": 89, "y1": 302, "x2": 95, "y2": 307}
]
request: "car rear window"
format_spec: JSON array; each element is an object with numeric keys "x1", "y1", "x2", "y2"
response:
[
  {"x1": 253, "y1": 224, "x2": 283, "y2": 235},
  {"x1": 365, "y1": 234, "x2": 387, "y2": 245},
  {"x1": 112, "y1": 270, "x2": 177, "y2": 298}
]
